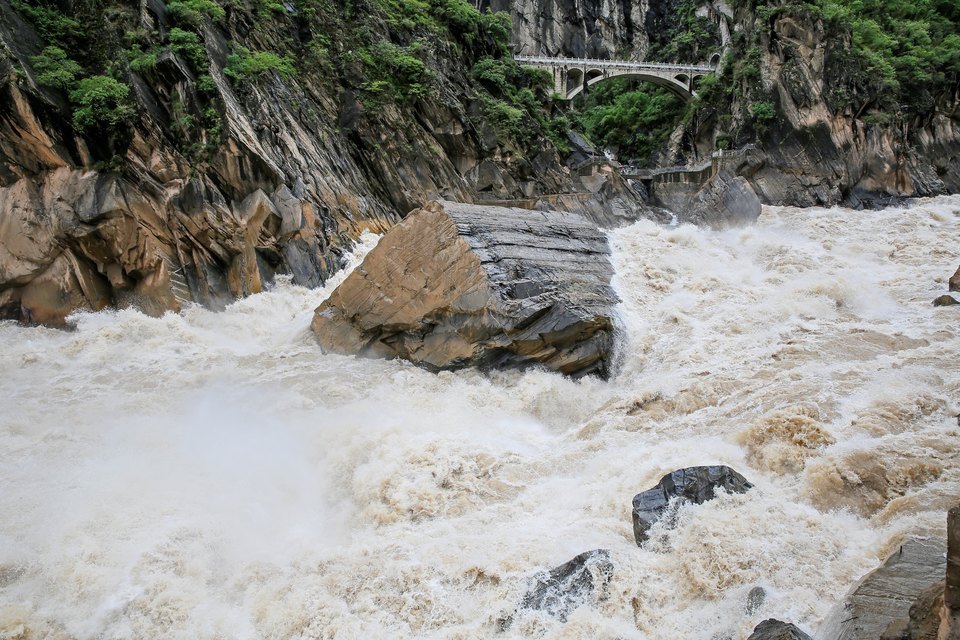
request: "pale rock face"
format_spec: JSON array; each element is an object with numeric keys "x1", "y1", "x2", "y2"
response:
[
  {"x1": 491, "y1": 0, "x2": 651, "y2": 58},
  {"x1": 311, "y1": 200, "x2": 618, "y2": 378}
]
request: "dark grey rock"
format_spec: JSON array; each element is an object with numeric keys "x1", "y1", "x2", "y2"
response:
[
  {"x1": 748, "y1": 619, "x2": 814, "y2": 640},
  {"x1": 747, "y1": 586, "x2": 767, "y2": 614},
  {"x1": 502, "y1": 549, "x2": 613, "y2": 628},
  {"x1": 934, "y1": 295, "x2": 959, "y2": 306},
  {"x1": 632, "y1": 466, "x2": 753, "y2": 545}
]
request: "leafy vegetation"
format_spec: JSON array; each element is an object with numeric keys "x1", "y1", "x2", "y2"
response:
[
  {"x1": 569, "y1": 80, "x2": 686, "y2": 163},
  {"x1": 819, "y1": 0, "x2": 960, "y2": 113},
  {"x1": 166, "y1": 0, "x2": 225, "y2": 27},
  {"x1": 69, "y1": 76, "x2": 135, "y2": 131},
  {"x1": 31, "y1": 46, "x2": 82, "y2": 90},
  {"x1": 647, "y1": 0, "x2": 721, "y2": 63},
  {"x1": 225, "y1": 47, "x2": 296, "y2": 80},
  {"x1": 354, "y1": 41, "x2": 435, "y2": 105},
  {"x1": 169, "y1": 28, "x2": 209, "y2": 71}
]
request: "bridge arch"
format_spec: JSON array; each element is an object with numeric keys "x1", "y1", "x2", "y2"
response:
[
  {"x1": 566, "y1": 71, "x2": 706, "y2": 102},
  {"x1": 515, "y1": 56, "x2": 717, "y2": 102},
  {"x1": 564, "y1": 67, "x2": 584, "y2": 93}
]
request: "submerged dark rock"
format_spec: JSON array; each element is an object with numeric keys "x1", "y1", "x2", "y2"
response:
[
  {"x1": 502, "y1": 549, "x2": 613, "y2": 628},
  {"x1": 748, "y1": 619, "x2": 814, "y2": 640},
  {"x1": 312, "y1": 200, "x2": 619, "y2": 378},
  {"x1": 746, "y1": 586, "x2": 768, "y2": 615},
  {"x1": 934, "y1": 295, "x2": 959, "y2": 307},
  {"x1": 632, "y1": 465, "x2": 753, "y2": 545}
]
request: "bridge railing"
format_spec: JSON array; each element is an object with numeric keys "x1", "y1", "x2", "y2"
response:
[
  {"x1": 620, "y1": 160, "x2": 713, "y2": 178},
  {"x1": 514, "y1": 55, "x2": 716, "y2": 73}
]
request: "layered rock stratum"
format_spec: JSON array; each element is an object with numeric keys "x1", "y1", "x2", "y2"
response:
[{"x1": 311, "y1": 200, "x2": 618, "y2": 378}]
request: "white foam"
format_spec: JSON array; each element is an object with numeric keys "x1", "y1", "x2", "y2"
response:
[{"x1": 1, "y1": 199, "x2": 959, "y2": 639}]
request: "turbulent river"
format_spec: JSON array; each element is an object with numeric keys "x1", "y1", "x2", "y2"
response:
[{"x1": 2, "y1": 197, "x2": 959, "y2": 639}]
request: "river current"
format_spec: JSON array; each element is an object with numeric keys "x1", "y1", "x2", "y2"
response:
[{"x1": 2, "y1": 197, "x2": 959, "y2": 639}]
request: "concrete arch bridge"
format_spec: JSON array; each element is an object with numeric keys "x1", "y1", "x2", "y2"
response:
[{"x1": 514, "y1": 55, "x2": 718, "y2": 101}]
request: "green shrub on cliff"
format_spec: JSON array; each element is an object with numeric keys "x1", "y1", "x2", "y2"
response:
[
  {"x1": 225, "y1": 47, "x2": 296, "y2": 80},
  {"x1": 69, "y1": 75, "x2": 135, "y2": 131},
  {"x1": 11, "y1": 1, "x2": 83, "y2": 49},
  {"x1": 126, "y1": 45, "x2": 160, "y2": 73},
  {"x1": 31, "y1": 46, "x2": 83, "y2": 90},
  {"x1": 356, "y1": 41, "x2": 435, "y2": 105},
  {"x1": 166, "y1": 0, "x2": 225, "y2": 27},
  {"x1": 169, "y1": 28, "x2": 209, "y2": 71},
  {"x1": 750, "y1": 100, "x2": 776, "y2": 122}
]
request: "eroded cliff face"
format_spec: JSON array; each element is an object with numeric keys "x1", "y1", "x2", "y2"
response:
[
  {"x1": 488, "y1": 0, "x2": 650, "y2": 58},
  {"x1": 684, "y1": 7, "x2": 960, "y2": 207},
  {"x1": 504, "y1": 0, "x2": 959, "y2": 209},
  {"x1": 0, "y1": 0, "x2": 647, "y2": 326}
]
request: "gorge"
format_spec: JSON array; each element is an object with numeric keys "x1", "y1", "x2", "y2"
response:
[{"x1": 0, "y1": 0, "x2": 959, "y2": 637}]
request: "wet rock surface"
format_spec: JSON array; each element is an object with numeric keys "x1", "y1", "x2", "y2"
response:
[
  {"x1": 950, "y1": 266, "x2": 960, "y2": 292},
  {"x1": 632, "y1": 465, "x2": 753, "y2": 545},
  {"x1": 311, "y1": 200, "x2": 618, "y2": 378},
  {"x1": 747, "y1": 619, "x2": 814, "y2": 640},
  {"x1": 502, "y1": 549, "x2": 613, "y2": 627},
  {"x1": 683, "y1": 172, "x2": 763, "y2": 228},
  {"x1": 821, "y1": 537, "x2": 948, "y2": 640},
  {"x1": 934, "y1": 295, "x2": 959, "y2": 307}
]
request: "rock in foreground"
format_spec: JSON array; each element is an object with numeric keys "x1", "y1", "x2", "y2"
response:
[
  {"x1": 748, "y1": 619, "x2": 814, "y2": 640},
  {"x1": 311, "y1": 200, "x2": 618, "y2": 378},
  {"x1": 632, "y1": 465, "x2": 753, "y2": 545},
  {"x1": 820, "y1": 537, "x2": 947, "y2": 639},
  {"x1": 501, "y1": 549, "x2": 614, "y2": 628}
]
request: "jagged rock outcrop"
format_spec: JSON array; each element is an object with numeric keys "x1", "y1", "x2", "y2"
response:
[
  {"x1": 949, "y1": 266, "x2": 960, "y2": 292},
  {"x1": 682, "y1": 171, "x2": 762, "y2": 227},
  {"x1": 311, "y1": 200, "x2": 618, "y2": 378},
  {"x1": 500, "y1": 549, "x2": 613, "y2": 628},
  {"x1": 684, "y1": 3, "x2": 960, "y2": 208},
  {"x1": 632, "y1": 465, "x2": 753, "y2": 545},
  {"x1": 820, "y1": 537, "x2": 948, "y2": 640},
  {"x1": 747, "y1": 619, "x2": 814, "y2": 640},
  {"x1": 489, "y1": 0, "x2": 650, "y2": 58}
]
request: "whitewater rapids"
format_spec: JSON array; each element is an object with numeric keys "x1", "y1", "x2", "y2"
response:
[{"x1": 1, "y1": 196, "x2": 959, "y2": 639}]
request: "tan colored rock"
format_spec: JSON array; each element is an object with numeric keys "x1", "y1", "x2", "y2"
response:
[
  {"x1": 311, "y1": 200, "x2": 618, "y2": 378},
  {"x1": 19, "y1": 251, "x2": 110, "y2": 326},
  {"x1": 822, "y1": 537, "x2": 947, "y2": 640},
  {"x1": 949, "y1": 266, "x2": 960, "y2": 293}
]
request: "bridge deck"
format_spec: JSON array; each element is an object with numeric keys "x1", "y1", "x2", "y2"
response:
[{"x1": 515, "y1": 56, "x2": 715, "y2": 74}]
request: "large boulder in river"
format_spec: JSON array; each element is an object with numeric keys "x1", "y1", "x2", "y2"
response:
[
  {"x1": 820, "y1": 537, "x2": 947, "y2": 639},
  {"x1": 748, "y1": 619, "x2": 814, "y2": 640},
  {"x1": 950, "y1": 266, "x2": 960, "y2": 292},
  {"x1": 311, "y1": 200, "x2": 618, "y2": 378},
  {"x1": 632, "y1": 466, "x2": 753, "y2": 545}
]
